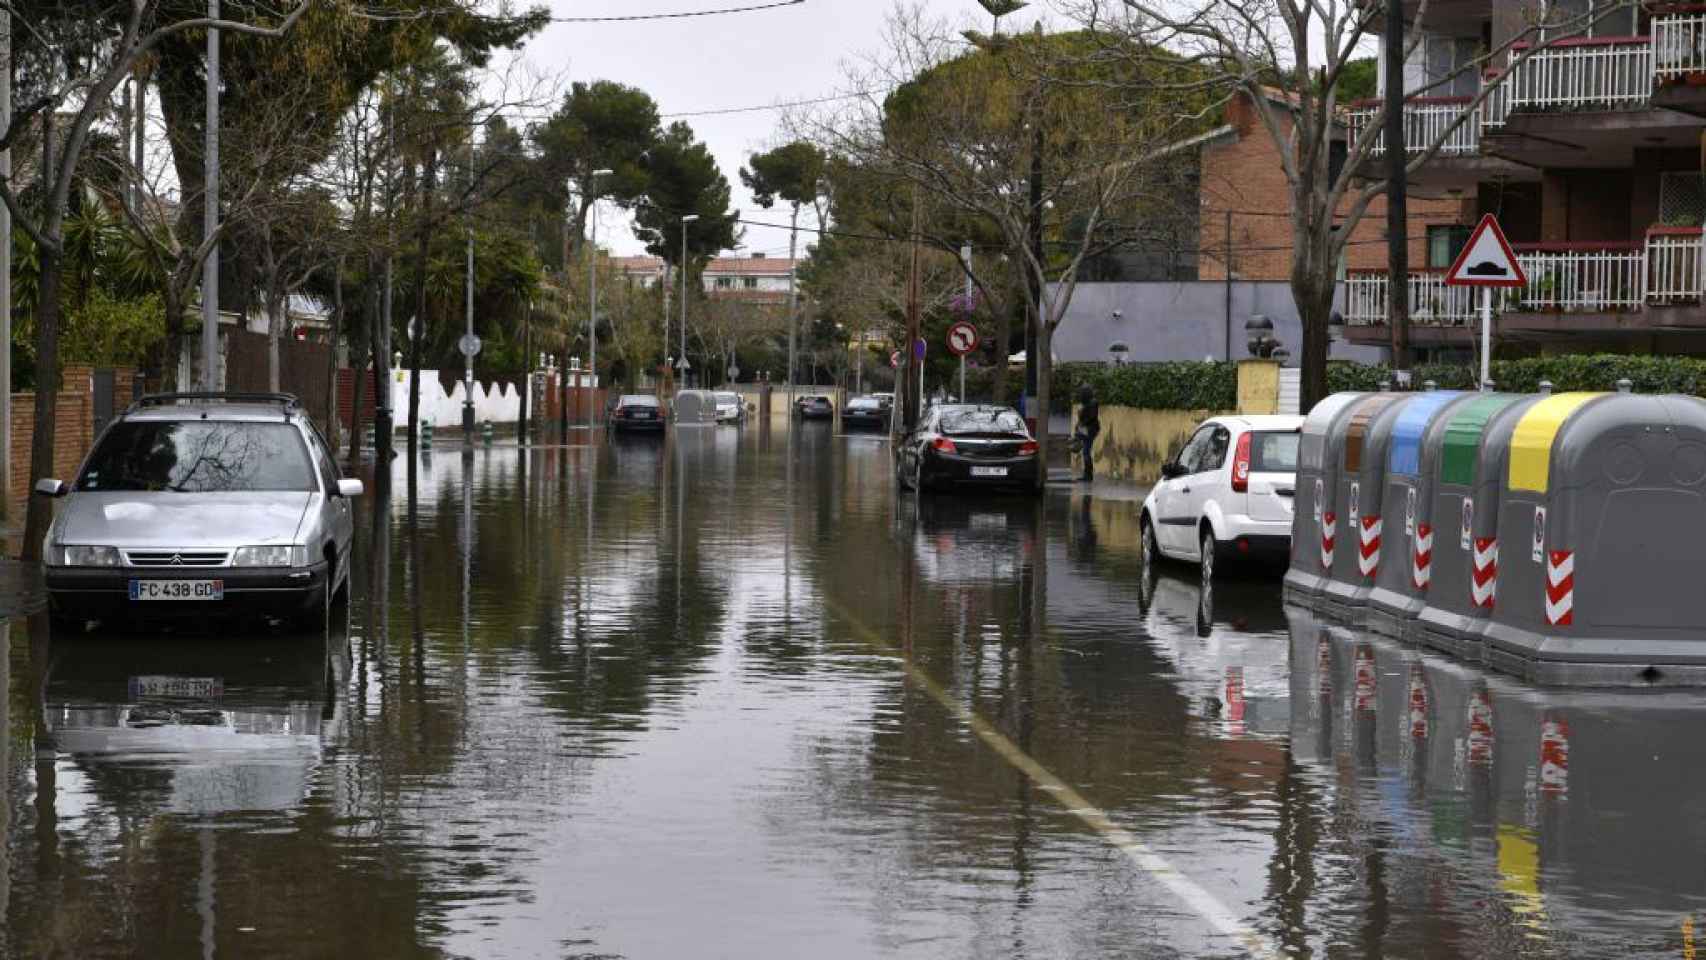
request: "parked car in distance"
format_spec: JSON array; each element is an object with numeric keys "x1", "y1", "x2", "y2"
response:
[
  {"x1": 896, "y1": 404, "x2": 1039, "y2": 493},
  {"x1": 714, "y1": 391, "x2": 747, "y2": 424},
  {"x1": 38, "y1": 392, "x2": 361, "y2": 632},
  {"x1": 609, "y1": 394, "x2": 666, "y2": 433},
  {"x1": 796, "y1": 395, "x2": 834, "y2": 420},
  {"x1": 672, "y1": 389, "x2": 718, "y2": 425},
  {"x1": 843, "y1": 395, "x2": 890, "y2": 432},
  {"x1": 873, "y1": 392, "x2": 895, "y2": 409},
  {"x1": 1139, "y1": 414, "x2": 1304, "y2": 580}
]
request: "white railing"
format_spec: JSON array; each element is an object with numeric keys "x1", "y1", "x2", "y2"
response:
[
  {"x1": 1654, "y1": 15, "x2": 1706, "y2": 82},
  {"x1": 1506, "y1": 38, "x2": 1654, "y2": 113},
  {"x1": 1481, "y1": 72, "x2": 1510, "y2": 131},
  {"x1": 1512, "y1": 246, "x2": 1646, "y2": 312},
  {"x1": 1346, "y1": 100, "x2": 1481, "y2": 158},
  {"x1": 1647, "y1": 229, "x2": 1705, "y2": 304},
  {"x1": 1343, "y1": 271, "x2": 1478, "y2": 326}
]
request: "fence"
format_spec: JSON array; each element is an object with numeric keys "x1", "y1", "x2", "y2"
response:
[
  {"x1": 1647, "y1": 228, "x2": 1705, "y2": 305},
  {"x1": 225, "y1": 330, "x2": 334, "y2": 433},
  {"x1": 1506, "y1": 36, "x2": 1654, "y2": 113},
  {"x1": 1346, "y1": 98, "x2": 1481, "y2": 159}
]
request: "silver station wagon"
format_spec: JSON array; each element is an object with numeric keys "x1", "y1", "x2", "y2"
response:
[{"x1": 38, "y1": 393, "x2": 363, "y2": 631}]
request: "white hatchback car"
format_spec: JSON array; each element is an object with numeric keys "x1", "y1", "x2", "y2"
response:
[{"x1": 1139, "y1": 415, "x2": 1304, "y2": 579}]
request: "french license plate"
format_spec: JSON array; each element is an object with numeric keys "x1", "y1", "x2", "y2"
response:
[
  {"x1": 130, "y1": 579, "x2": 223, "y2": 601},
  {"x1": 971, "y1": 466, "x2": 1009, "y2": 478},
  {"x1": 635, "y1": 410, "x2": 654, "y2": 419},
  {"x1": 129, "y1": 676, "x2": 224, "y2": 700}
]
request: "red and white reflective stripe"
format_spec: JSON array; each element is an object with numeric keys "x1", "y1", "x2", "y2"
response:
[
  {"x1": 1471, "y1": 537, "x2": 1498, "y2": 609},
  {"x1": 1358, "y1": 515, "x2": 1382, "y2": 578},
  {"x1": 1411, "y1": 523, "x2": 1434, "y2": 591},
  {"x1": 1466, "y1": 689, "x2": 1494, "y2": 766},
  {"x1": 1407, "y1": 663, "x2": 1429, "y2": 739},
  {"x1": 1321, "y1": 512, "x2": 1337, "y2": 570},
  {"x1": 1545, "y1": 550, "x2": 1575, "y2": 627},
  {"x1": 1540, "y1": 717, "x2": 1570, "y2": 794}
]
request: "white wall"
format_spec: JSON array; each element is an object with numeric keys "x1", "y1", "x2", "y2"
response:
[{"x1": 389, "y1": 370, "x2": 522, "y2": 428}]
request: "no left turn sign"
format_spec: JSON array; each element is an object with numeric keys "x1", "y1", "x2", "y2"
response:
[{"x1": 947, "y1": 321, "x2": 979, "y2": 357}]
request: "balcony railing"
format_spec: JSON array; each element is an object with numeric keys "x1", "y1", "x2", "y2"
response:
[
  {"x1": 1346, "y1": 97, "x2": 1481, "y2": 159},
  {"x1": 1647, "y1": 227, "x2": 1705, "y2": 305},
  {"x1": 1344, "y1": 241, "x2": 1664, "y2": 326},
  {"x1": 1654, "y1": 14, "x2": 1706, "y2": 81},
  {"x1": 1505, "y1": 36, "x2": 1654, "y2": 113}
]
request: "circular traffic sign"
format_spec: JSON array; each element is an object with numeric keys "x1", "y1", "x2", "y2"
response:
[
  {"x1": 946, "y1": 321, "x2": 979, "y2": 357},
  {"x1": 890, "y1": 350, "x2": 901, "y2": 369},
  {"x1": 458, "y1": 333, "x2": 483, "y2": 358},
  {"x1": 727, "y1": 364, "x2": 740, "y2": 380}
]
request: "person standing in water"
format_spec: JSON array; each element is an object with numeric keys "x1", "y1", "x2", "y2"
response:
[{"x1": 1076, "y1": 384, "x2": 1100, "y2": 483}]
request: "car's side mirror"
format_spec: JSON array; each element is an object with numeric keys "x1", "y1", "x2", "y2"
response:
[
  {"x1": 336, "y1": 478, "x2": 365, "y2": 498},
  {"x1": 1159, "y1": 462, "x2": 1184, "y2": 480},
  {"x1": 34, "y1": 479, "x2": 67, "y2": 498}
]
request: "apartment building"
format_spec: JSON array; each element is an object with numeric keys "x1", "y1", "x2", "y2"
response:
[
  {"x1": 1343, "y1": 0, "x2": 1706, "y2": 355},
  {"x1": 610, "y1": 253, "x2": 797, "y2": 307}
]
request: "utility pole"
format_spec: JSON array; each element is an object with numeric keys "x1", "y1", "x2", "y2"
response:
[
  {"x1": 1384, "y1": 0, "x2": 1412, "y2": 378},
  {"x1": 588, "y1": 168, "x2": 611, "y2": 421},
  {"x1": 1223, "y1": 209, "x2": 1233, "y2": 362},
  {"x1": 786, "y1": 204, "x2": 799, "y2": 415},
  {"x1": 904, "y1": 191, "x2": 922, "y2": 432},
  {"x1": 661, "y1": 262, "x2": 670, "y2": 396},
  {"x1": 1, "y1": 7, "x2": 10, "y2": 524},
  {"x1": 1024, "y1": 108, "x2": 1043, "y2": 417},
  {"x1": 960, "y1": 242, "x2": 972, "y2": 401},
  {"x1": 679, "y1": 214, "x2": 699, "y2": 389},
  {"x1": 376, "y1": 102, "x2": 394, "y2": 460},
  {"x1": 201, "y1": 0, "x2": 220, "y2": 391},
  {"x1": 463, "y1": 143, "x2": 475, "y2": 439}
]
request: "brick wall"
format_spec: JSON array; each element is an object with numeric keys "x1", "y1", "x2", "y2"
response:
[{"x1": 1197, "y1": 93, "x2": 1473, "y2": 281}]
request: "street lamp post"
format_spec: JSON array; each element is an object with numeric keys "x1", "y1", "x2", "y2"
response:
[
  {"x1": 678, "y1": 214, "x2": 699, "y2": 389},
  {"x1": 587, "y1": 168, "x2": 612, "y2": 423}
]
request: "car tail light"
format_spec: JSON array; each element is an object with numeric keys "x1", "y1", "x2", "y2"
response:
[
  {"x1": 931, "y1": 437, "x2": 958, "y2": 454},
  {"x1": 1018, "y1": 440, "x2": 1038, "y2": 456},
  {"x1": 1231, "y1": 431, "x2": 1252, "y2": 492}
]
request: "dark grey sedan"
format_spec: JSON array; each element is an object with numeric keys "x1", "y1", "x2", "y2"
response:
[{"x1": 895, "y1": 404, "x2": 1040, "y2": 494}]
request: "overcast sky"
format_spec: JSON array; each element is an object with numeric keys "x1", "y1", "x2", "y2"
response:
[{"x1": 516, "y1": 0, "x2": 1039, "y2": 259}]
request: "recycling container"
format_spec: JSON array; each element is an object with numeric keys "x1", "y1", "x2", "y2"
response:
[
  {"x1": 1319, "y1": 393, "x2": 1411, "y2": 622},
  {"x1": 1483, "y1": 392, "x2": 1706, "y2": 685},
  {"x1": 1284, "y1": 392, "x2": 1372, "y2": 608},
  {"x1": 1365, "y1": 390, "x2": 1475, "y2": 639},
  {"x1": 1412, "y1": 393, "x2": 1537, "y2": 661}
]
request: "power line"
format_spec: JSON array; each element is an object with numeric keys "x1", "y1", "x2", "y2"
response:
[
  {"x1": 661, "y1": 91, "x2": 877, "y2": 119},
  {"x1": 549, "y1": 0, "x2": 803, "y2": 23}
]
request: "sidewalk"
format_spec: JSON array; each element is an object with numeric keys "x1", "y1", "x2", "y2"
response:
[
  {"x1": 0, "y1": 559, "x2": 45, "y2": 620},
  {"x1": 1045, "y1": 468, "x2": 1151, "y2": 503}
]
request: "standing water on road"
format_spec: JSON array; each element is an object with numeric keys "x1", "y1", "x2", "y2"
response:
[{"x1": 3, "y1": 423, "x2": 1706, "y2": 958}]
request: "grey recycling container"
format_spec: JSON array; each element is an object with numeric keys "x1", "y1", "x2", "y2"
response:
[
  {"x1": 1484, "y1": 392, "x2": 1706, "y2": 685},
  {"x1": 1284, "y1": 392, "x2": 1371, "y2": 608},
  {"x1": 1319, "y1": 392, "x2": 1411, "y2": 621},
  {"x1": 1364, "y1": 390, "x2": 1475, "y2": 638},
  {"x1": 1412, "y1": 393, "x2": 1537, "y2": 661}
]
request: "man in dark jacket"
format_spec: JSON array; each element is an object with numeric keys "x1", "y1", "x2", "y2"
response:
[{"x1": 1076, "y1": 384, "x2": 1101, "y2": 482}]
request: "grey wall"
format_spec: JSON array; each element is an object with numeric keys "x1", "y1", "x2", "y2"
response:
[{"x1": 1048, "y1": 281, "x2": 1388, "y2": 367}]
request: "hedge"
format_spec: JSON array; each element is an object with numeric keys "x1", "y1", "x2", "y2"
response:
[{"x1": 1052, "y1": 361, "x2": 1237, "y2": 412}]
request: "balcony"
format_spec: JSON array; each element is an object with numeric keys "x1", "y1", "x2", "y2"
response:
[
  {"x1": 1503, "y1": 35, "x2": 1654, "y2": 114},
  {"x1": 1345, "y1": 97, "x2": 1482, "y2": 159},
  {"x1": 1343, "y1": 229, "x2": 1701, "y2": 335}
]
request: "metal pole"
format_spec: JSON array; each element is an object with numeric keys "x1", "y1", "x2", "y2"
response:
[
  {"x1": 1, "y1": 8, "x2": 11, "y2": 523},
  {"x1": 376, "y1": 103, "x2": 393, "y2": 460},
  {"x1": 134, "y1": 72, "x2": 145, "y2": 211},
  {"x1": 588, "y1": 192, "x2": 598, "y2": 420},
  {"x1": 1384, "y1": 0, "x2": 1412, "y2": 377},
  {"x1": 1479, "y1": 287, "x2": 1492, "y2": 389},
  {"x1": 661, "y1": 264, "x2": 669, "y2": 393},
  {"x1": 961, "y1": 242, "x2": 972, "y2": 400},
  {"x1": 201, "y1": 0, "x2": 220, "y2": 391},
  {"x1": 1223, "y1": 209, "x2": 1233, "y2": 362},
  {"x1": 679, "y1": 220, "x2": 689, "y2": 387}
]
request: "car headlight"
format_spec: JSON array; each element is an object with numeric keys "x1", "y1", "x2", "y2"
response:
[
  {"x1": 60, "y1": 545, "x2": 121, "y2": 567},
  {"x1": 233, "y1": 545, "x2": 305, "y2": 567}
]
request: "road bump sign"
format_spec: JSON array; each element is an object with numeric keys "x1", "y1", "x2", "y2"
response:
[{"x1": 1445, "y1": 214, "x2": 1528, "y2": 288}]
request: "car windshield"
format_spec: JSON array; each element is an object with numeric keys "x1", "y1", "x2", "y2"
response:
[
  {"x1": 619, "y1": 396, "x2": 659, "y2": 407},
  {"x1": 76, "y1": 420, "x2": 315, "y2": 493},
  {"x1": 716, "y1": 393, "x2": 739, "y2": 405},
  {"x1": 939, "y1": 408, "x2": 1027, "y2": 436},
  {"x1": 848, "y1": 397, "x2": 879, "y2": 410},
  {"x1": 1249, "y1": 431, "x2": 1301, "y2": 472}
]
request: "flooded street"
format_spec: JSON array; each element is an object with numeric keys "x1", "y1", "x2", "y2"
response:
[{"x1": 5, "y1": 423, "x2": 1706, "y2": 958}]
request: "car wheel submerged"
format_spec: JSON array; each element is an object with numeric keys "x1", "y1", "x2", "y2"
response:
[
  {"x1": 1200, "y1": 528, "x2": 1219, "y2": 583},
  {"x1": 1141, "y1": 517, "x2": 1158, "y2": 568}
]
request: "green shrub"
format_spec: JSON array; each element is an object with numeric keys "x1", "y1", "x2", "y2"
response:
[
  {"x1": 1052, "y1": 361, "x2": 1236, "y2": 412},
  {"x1": 1328, "y1": 355, "x2": 1706, "y2": 397}
]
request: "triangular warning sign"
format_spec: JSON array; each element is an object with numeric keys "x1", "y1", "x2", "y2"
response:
[{"x1": 1445, "y1": 214, "x2": 1528, "y2": 288}]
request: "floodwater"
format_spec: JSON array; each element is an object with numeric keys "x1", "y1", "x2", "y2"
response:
[{"x1": 4, "y1": 421, "x2": 1706, "y2": 958}]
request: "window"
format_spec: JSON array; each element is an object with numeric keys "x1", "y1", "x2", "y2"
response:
[
  {"x1": 1175, "y1": 426, "x2": 1215, "y2": 474},
  {"x1": 1422, "y1": 35, "x2": 1480, "y2": 98},
  {"x1": 1542, "y1": 0, "x2": 1636, "y2": 40},
  {"x1": 1248, "y1": 432, "x2": 1301, "y2": 472},
  {"x1": 1428, "y1": 225, "x2": 1473, "y2": 268},
  {"x1": 77, "y1": 421, "x2": 316, "y2": 493},
  {"x1": 1660, "y1": 172, "x2": 1706, "y2": 228},
  {"x1": 742, "y1": 277, "x2": 759, "y2": 289},
  {"x1": 940, "y1": 408, "x2": 1028, "y2": 435},
  {"x1": 715, "y1": 276, "x2": 734, "y2": 289},
  {"x1": 1200, "y1": 427, "x2": 1232, "y2": 473}
]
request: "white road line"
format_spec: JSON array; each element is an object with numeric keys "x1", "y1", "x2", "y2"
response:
[{"x1": 828, "y1": 600, "x2": 1282, "y2": 960}]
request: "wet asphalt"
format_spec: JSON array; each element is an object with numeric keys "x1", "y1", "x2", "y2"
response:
[{"x1": 2, "y1": 420, "x2": 1704, "y2": 958}]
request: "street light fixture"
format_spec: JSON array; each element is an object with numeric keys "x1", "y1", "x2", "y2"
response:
[
  {"x1": 679, "y1": 214, "x2": 700, "y2": 388},
  {"x1": 587, "y1": 168, "x2": 613, "y2": 423}
]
